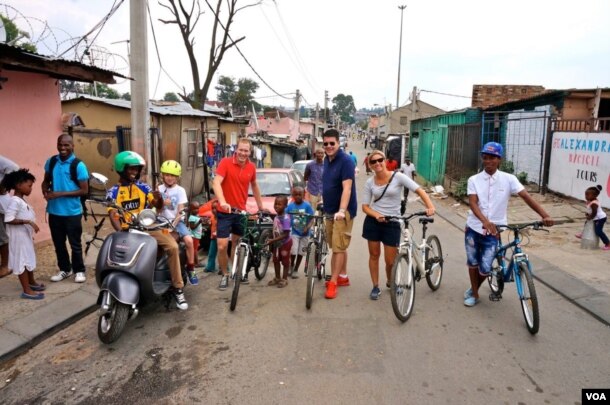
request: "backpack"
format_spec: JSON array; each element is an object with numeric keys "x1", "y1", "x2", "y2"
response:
[{"x1": 48, "y1": 156, "x2": 90, "y2": 220}]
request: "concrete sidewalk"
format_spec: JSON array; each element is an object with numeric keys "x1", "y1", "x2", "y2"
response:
[{"x1": 1, "y1": 189, "x2": 609, "y2": 363}]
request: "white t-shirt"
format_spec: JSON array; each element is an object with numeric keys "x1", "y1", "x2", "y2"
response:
[
  {"x1": 400, "y1": 163, "x2": 416, "y2": 178},
  {"x1": 0, "y1": 155, "x2": 19, "y2": 183},
  {"x1": 158, "y1": 184, "x2": 188, "y2": 220},
  {"x1": 363, "y1": 172, "x2": 420, "y2": 217},
  {"x1": 466, "y1": 170, "x2": 524, "y2": 235}
]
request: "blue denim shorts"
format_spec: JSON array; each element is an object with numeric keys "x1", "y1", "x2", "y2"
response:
[
  {"x1": 464, "y1": 227, "x2": 498, "y2": 276},
  {"x1": 174, "y1": 221, "x2": 191, "y2": 238}
]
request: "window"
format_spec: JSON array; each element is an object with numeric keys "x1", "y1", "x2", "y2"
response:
[
  {"x1": 400, "y1": 116, "x2": 409, "y2": 126},
  {"x1": 186, "y1": 128, "x2": 203, "y2": 168}
]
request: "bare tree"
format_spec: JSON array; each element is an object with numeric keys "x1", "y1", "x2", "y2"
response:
[{"x1": 158, "y1": 0, "x2": 261, "y2": 110}]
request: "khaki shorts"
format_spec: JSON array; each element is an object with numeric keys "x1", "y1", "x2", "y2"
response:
[
  {"x1": 325, "y1": 212, "x2": 354, "y2": 253},
  {"x1": 308, "y1": 194, "x2": 322, "y2": 212}
]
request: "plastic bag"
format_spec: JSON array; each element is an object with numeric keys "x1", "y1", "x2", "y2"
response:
[{"x1": 580, "y1": 220, "x2": 599, "y2": 249}]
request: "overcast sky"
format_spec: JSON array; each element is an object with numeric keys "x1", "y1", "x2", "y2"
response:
[{"x1": 4, "y1": 0, "x2": 610, "y2": 112}]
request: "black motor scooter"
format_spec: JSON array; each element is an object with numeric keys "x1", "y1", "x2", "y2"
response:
[{"x1": 89, "y1": 174, "x2": 187, "y2": 344}]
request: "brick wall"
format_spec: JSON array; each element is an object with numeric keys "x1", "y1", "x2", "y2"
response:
[{"x1": 471, "y1": 85, "x2": 546, "y2": 109}]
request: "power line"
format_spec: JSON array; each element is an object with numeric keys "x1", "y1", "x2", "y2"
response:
[
  {"x1": 420, "y1": 89, "x2": 472, "y2": 99},
  {"x1": 203, "y1": 0, "x2": 291, "y2": 100},
  {"x1": 57, "y1": 0, "x2": 125, "y2": 58}
]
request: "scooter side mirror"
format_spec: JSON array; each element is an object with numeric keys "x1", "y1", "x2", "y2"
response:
[{"x1": 91, "y1": 172, "x2": 109, "y2": 187}]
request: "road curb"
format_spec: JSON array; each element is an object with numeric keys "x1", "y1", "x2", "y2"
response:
[{"x1": 0, "y1": 290, "x2": 97, "y2": 363}]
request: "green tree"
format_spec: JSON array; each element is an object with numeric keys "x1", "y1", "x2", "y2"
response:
[
  {"x1": 1, "y1": 14, "x2": 36, "y2": 52},
  {"x1": 215, "y1": 75, "x2": 260, "y2": 114},
  {"x1": 121, "y1": 92, "x2": 131, "y2": 101},
  {"x1": 163, "y1": 92, "x2": 179, "y2": 101},
  {"x1": 332, "y1": 94, "x2": 356, "y2": 124},
  {"x1": 85, "y1": 83, "x2": 120, "y2": 99}
]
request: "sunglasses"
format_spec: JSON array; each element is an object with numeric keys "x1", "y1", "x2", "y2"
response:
[
  {"x1": 369, "y1": 157, "x2": 385, "y2": 164},
  {"x1": 323, "y1": 141, "x2": 336, "y2": 147}
]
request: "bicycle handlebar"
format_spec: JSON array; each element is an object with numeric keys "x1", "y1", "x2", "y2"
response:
[
  {"x1": 496, "y1": 221, "x2": 546, "y2": 232},
  {"x1": 287, "y1": 211, "x2": 333, "y2": 220},
  {"x1": 384, "y1": 211, "x2": 429, "y2": 222}
]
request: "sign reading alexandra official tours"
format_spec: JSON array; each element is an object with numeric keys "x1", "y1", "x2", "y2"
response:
[{"x1": 548, "y1": 132, "x2": 610, "y2": 209}]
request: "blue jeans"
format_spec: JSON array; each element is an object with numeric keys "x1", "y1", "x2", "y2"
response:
[
  {"x1": 49, "y1": 214, "x2": 85, "y2": 274},
  {"x1": 464, "y1": 227, "x2": 497, "y2": 276},
  {"x1": 594, "y1": 218, "x2": 609, "y2": 245}
]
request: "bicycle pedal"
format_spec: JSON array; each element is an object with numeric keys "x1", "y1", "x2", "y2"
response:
[
  {"x1": 415, "y1": 272, "x2": 422, "y2": 282},
  {"x1": 488, "y1": 292, "x2": 502, "y2": 302}
]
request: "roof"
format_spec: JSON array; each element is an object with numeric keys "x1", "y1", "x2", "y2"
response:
[
  {"x1": 482, "y1": 88, "x2": 610, "y2": 111},
  {"x1": 63, "y1": 95, "x2": 222, "y2": 118},
  {"x1": 0, "y1": 43, "x2": 128, "y2": 84}
]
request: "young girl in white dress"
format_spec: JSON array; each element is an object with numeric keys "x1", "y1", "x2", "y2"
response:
[{"x1": 1, "y1": 169, "x2": 44, "y2": 299}]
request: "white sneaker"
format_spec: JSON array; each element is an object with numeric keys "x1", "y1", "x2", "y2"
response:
[
  {"x1": 50, "y1": 271, "x2": 73, "y2": 282},
  {"x1": 74, "y1": 272, "x2": 86, "y2": 283}
]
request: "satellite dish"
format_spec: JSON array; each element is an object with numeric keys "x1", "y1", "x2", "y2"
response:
[{"x1": 0, "y1": 20, "x2": 6, "y2": 43}]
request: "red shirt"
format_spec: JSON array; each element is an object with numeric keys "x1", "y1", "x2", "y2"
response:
[
  {"x1": 386, "y1": 159, "x2": 398, "y2": 171},
  {"x1": 216, "y1": 156, "x2": 256, "y2": 211}
]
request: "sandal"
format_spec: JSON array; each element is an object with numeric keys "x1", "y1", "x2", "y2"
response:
[
  {"x1": 277, "y1": 279, "x2": 288, "y2": 288},
  {"x1": 268, "y1": 277, "x2": 280, "y2": 286},
  {"x1": 21, "y1": 292, "x2": 45, "y2": 300},
  {"x1": 29, "y1": 283, "x2": 46, "y2": 291}
]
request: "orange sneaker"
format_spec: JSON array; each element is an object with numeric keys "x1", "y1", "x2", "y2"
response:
[
  {"x1": 325, "y1": 281, "x2": 337, "y2": 299},
  {"x1": 337, "y1": 276, "x2": 350, "y2": 287}
]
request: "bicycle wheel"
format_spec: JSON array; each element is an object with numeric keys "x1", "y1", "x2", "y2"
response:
[
  {"x1": 305, "y1": 243, "x2": 317, "y2": 310},
  {"x1": 230, "y1": 245, "x2": 246, "y2": 311},
  {"x1": 518, "y1": 262, "x2": 539, "y2": 334},
  {"x1": 255, "y1": 229, "x2": 272, "y2": 280},
  {"x1": 487, "y1": 259, "x2": 505, "y2": 296},
  {"x1": 390, "y1": 253, "x2": 416, "y2": 323},
  {"x1": 424, "y1": 235, "x2": 443, "y2": 291}
]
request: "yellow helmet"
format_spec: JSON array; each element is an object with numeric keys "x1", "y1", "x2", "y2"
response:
[{"x1": 160, "y1": 160, "x2": 182, "y2": 176}]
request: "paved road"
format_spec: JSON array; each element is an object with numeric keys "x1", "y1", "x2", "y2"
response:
[{"x1": 1, "y1": 141, "x2": 609, "y2": 404}]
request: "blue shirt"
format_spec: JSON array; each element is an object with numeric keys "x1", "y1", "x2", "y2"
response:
[
  {"x1": 305, "y1": 160, "x2": 324, "y2": 196},
  {"x1": 44, "y1": 154, "x2": 89, "y2": 216},
  {"x1": 322, "y1": 149, "x2": 357, "y2": 218},
  {"x1": 287, "y1": 201, "x2": 314, "y2": 236}
]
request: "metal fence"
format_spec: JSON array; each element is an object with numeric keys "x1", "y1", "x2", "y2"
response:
[
  {"x1": 446, "y1": 123, "x2": 481, "y2": 183},
  {"x1": 550, "y1": 118, "x2": 610, "y2": 132},
  {"x1": 482, "y1": 110, "x2": 550, "y2": 191}
]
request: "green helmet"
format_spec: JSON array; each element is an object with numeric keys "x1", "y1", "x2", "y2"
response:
[{"x1": 114, "y1": 151, "x2": 145, "y2": 173}]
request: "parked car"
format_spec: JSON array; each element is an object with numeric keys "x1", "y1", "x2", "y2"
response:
[
  {"x1": 246, "y1": 168, "x2": 305, "y2": 214},
  {"x1": 290, "y1": 160, "x2": 311, "y2": 176}
]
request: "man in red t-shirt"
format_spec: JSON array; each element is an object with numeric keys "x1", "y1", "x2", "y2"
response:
[{"x1": 212, "y1": 138, "x2": 264, "y2": 290}]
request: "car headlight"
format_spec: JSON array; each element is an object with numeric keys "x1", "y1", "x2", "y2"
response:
[{"x1": 138, "y1": 209, "x2": 157, "y2": 228}]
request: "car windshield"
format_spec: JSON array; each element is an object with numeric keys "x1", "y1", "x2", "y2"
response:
[
  {"x1": 292, "y1": 162, "x2": 308, "y2": 172},
  {"x1": 249, "y1": 172, "x2": 292, "y2": 196}
]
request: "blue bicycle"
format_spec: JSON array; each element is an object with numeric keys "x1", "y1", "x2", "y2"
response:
[{"x1": 487, "y1": 221, "x2": 548, "y2": 334}]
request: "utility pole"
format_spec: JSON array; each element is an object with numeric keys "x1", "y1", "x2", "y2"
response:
[
  {"x1": 130, "y1": 0, "x2": 151, "y2": 179},
  {"x1": 294, "y1": 89, "x2": 301, "y2": 140},
  {"x1": 411, "y1": 86, "x2": 417, "y2": 114},
  {"x1": 312, "y1": 102, "x2": 320, "y2": 154},
  {"x1": 324, "y1": 90, "x2": 329, "y2": 130},
  {"x1": 396, "y1": 5, "x2": 407, "y2": 109}
]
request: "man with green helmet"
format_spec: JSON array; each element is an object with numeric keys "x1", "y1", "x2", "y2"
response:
[{"x1": 105, "y1": 151, "x2": 188, "y2": 310}]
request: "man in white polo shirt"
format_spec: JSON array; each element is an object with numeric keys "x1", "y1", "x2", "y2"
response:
[{"x1": 463, "y1": 142, "x2": 554, "y2": 307}]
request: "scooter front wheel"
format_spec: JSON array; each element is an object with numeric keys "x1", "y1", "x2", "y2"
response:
[{"x1": 98, "y1": 301, "x2": 130, "y2": 344}]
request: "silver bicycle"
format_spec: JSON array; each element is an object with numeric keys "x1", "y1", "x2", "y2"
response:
[{"x1": 387, "y1": 212, "x2": 444, "y2": 322}]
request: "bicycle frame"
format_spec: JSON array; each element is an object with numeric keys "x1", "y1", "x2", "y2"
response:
[
  {"x1": 494, "y1": 228, "x2": 532, "y2": 297},
  {"x1": 229, "y1": 212, "x2": 271, "y2": 279},
  {"x1": 398, "y1": 219, "x2": 429, "y2": 277}
]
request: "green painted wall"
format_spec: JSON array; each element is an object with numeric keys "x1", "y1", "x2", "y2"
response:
[{"x1": 409, "y1": 108, "x2": 481, "y2": 184}]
